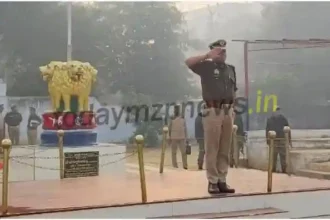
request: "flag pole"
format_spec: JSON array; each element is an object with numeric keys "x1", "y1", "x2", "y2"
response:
[{"x1": 67, "y1": 2, "x2": 72, "y2": 61}]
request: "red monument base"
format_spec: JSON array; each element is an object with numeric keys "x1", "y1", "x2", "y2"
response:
[{"x1": 42, "y1": 111, "x2": 96, "y2": 130}]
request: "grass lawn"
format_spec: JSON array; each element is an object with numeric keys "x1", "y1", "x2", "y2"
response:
[{"x1": 126, "y1": 144, "x2": 202, "y2": 171}]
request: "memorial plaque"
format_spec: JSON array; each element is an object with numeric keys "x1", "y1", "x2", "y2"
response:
[{"x1": 64, "y1": 151, "x2": 99, "y2": 178}]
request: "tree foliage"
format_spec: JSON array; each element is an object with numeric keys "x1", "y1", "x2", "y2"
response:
[{"x1": 0, "y1": 2, "x2": 199, "y2": 103}]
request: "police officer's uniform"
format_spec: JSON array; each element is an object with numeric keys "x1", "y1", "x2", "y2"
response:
[
  {"x1": 0, "y1": 104, "x2": 5, "y2": 152},
  {"x1": 168, "y1": 107, "x2": 188, "y2": 169},
  {"x1": 188, "y1": 40, "x2": 237, "y2": 194}
]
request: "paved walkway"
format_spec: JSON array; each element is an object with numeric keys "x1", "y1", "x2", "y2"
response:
[
  {"x1": 125, "y1": 163, "x2": 179, "y2": 175},
  {"x1": 1, "y1": 168, "x2": 330, "y2": 216}
]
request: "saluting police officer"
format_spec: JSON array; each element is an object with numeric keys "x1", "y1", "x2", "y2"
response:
[{"x1": 185, "y1": 40, "x2": 237, "y2": 194}]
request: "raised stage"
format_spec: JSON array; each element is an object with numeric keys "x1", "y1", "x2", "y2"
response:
[{"x1": 2, "y1": 168, "x2": 330, "y2": 218}]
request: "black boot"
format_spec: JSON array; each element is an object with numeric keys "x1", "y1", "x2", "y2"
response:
[
  {"x1": 208, "y1": 182, "x2": 220, "y2": 194},
  {"x1": 218, "y1": 182, "x2": 235, "y2": 193}
]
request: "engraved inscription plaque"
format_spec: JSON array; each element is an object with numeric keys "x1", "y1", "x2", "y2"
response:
[{"x1": 64, "y1": 151, "x2": 99, "y2": 178}]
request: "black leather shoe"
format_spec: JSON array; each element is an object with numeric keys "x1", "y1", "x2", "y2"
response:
[
  {"x1": 208, "y1": 183, "x2": 220, "y2": 194},
  {"x1": 198, "y1": 165, "x2": 203, "y2": 170},
  {"x1": 218, "y1": 182, "x2": 235, "y2": 193},
  {"x1": 183, "y1": 167, "x2": 188, "y2": 170}
]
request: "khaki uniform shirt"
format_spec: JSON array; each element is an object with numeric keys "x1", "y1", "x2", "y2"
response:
[{"x1": 168, "y1": 117, "x2": 187, "y2": 140}]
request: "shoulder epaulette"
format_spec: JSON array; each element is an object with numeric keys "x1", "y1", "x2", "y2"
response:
[{"x1": 228, "y1": 64, "x2": 235, "y2": 69}]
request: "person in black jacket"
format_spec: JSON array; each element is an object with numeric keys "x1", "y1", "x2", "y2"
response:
[
  {"x1": 266, "y1": 106, "x2": 291, "y2": 173},
  {"x1": 195, "y1": 112, "x2": 204, "y2": 170},
  {"x1": 27, "y1": 107, "x2": 42, "y2": 145},
  {"x1": 4, "y1": 105, "x2": 22, "y2": 145}
]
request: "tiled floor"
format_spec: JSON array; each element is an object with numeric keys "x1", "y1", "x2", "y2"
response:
[{"x1": 1, "y1": 168, "x2": 330, "y2": 216}]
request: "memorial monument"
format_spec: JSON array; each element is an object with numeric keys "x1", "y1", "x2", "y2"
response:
[
  {"x1": 6, "y1": 4, "x2": 126, "y2": 181},
  {"x1": 9, "y1": 60, "x2": 128, "y2": 181},
  {"x1": 39, "y1": 61, "x2": 98, "y2": 147}
]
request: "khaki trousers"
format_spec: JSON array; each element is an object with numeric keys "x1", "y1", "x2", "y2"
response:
[
  {"x1": 8, "y1": 126, "x2": 20, "y2": 145},
  {"x1": 197, "y1": 139, "x2": 205, "y2": 167},
  {"x1": 171, "y1": 139, "x2": 188, "y2": 168},
  {"x1": 27, "y1": 129, "x2": 38, "y2": 145},
  {"x1": 203, "y1": 107, "x2": 234, "y2": 184}
]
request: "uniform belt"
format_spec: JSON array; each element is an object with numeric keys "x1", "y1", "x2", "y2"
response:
[{"x1": 204, "y1": 101, "x2": 233, "y2": 109}]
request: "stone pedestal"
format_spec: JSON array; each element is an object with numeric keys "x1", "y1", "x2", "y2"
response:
[{"x1": 41, "y1": 130, "x2": 97, "y2": 147}]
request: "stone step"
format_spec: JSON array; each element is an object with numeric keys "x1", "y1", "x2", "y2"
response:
[
  {"x1": 308, "y1": 162, "x2": 330, "y2": 172},
  {"x1": 153, "y1": 208, "x2": 287, "y2": 219},
  {"x1": 296, "y1": 169, "x2": 330, "y2": 180}
]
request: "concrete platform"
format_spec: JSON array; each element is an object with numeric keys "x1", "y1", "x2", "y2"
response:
[
  {"x1": 296, "y1": 169, "x2": 330, "y2": 180},
  {"x1": 247, "y1": 139, "x2": 330, "y2": 174},
  {"x1": 1, "y1": 168, "x2": 330, "y2": 217},
  {"x1": 308, "y1": 161, "x2": 330, "y2": 172},
  {"x1": 295, "y1": 161, "x2": 330, "y2": 180}
]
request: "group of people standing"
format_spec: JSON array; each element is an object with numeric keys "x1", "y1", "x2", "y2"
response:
[
  {"x1": 168, "y1": 105, "x2": 245, "y2": 172},
  {"x1": 0, "y1": 105, "x2": 42, "y2": 146}
]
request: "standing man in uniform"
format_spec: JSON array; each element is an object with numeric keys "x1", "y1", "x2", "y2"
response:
[
  {"x1": 5, "y1": 105, "x2": 22, "y2": 145},
  {"x1": 0, "y1": 104, "x2": 5, "y2": 153},
  {"x1": 27, "y1": 107, "x2": 42, "y2": 145},
  {"x1": 168, "y1": 105, "x2": 188, "y2": 170},
  {"x1": 185, "y1": 40, "x2": 237, "y2": 194},
  {"x1": 0, "y1": 104, "x2": 5, "y2": 141},
  {"x1": 266, "y1": 106, "x2": 291, "y2": 173},
  {"x1": 195, "y1": 109, "x2": 205, "y2": 170}
]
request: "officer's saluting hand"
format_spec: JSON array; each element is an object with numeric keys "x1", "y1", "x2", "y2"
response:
[{"x1": 206, "y1": 47, "x2": 225, "y2": 60}]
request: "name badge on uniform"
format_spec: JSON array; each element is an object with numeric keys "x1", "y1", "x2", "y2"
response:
[{"x1": 214, "y1": 69, "x2": 220, "y2": 79}]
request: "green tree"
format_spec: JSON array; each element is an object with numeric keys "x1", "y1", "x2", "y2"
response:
[
  {"x1": 96, "y1": 2, "x2": 199, "y2": 103},
  {"x1": 0, "y1": 2, "x2": 199, "y2": 143},
  {"x1": 0, "y1": 2, "x2": 198, "y2": 100},
  {"x1": 0, "y1": 2, "x2": 107, "y2": 96}
]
